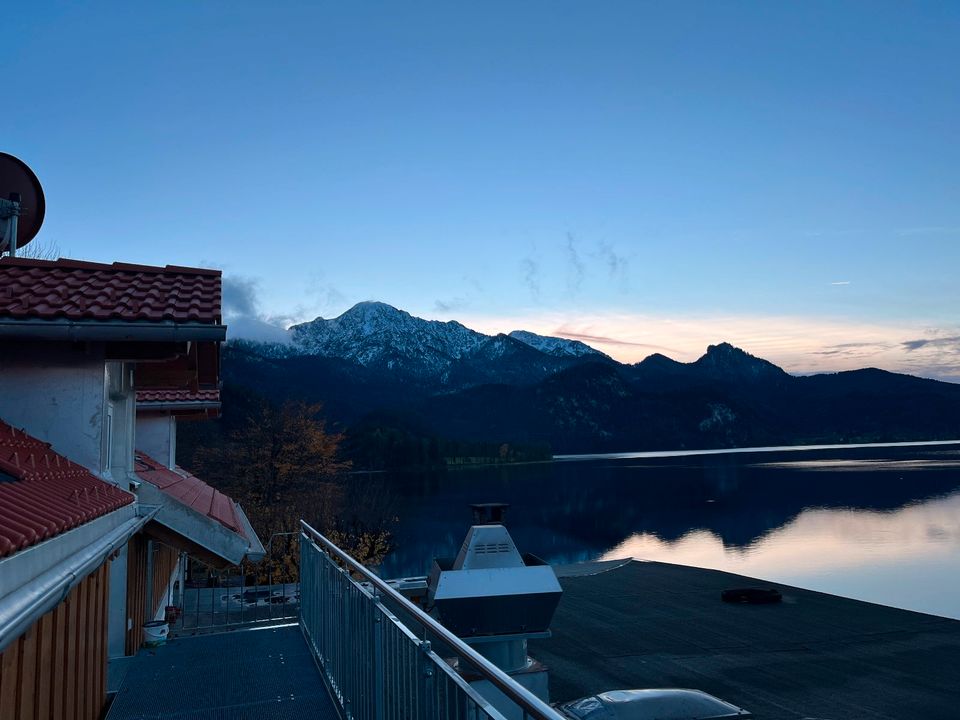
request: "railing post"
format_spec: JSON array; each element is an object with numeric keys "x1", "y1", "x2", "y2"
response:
[
  {"x1": 420, "y1": 640, "x2": 435, "y2": 720},
  {"x1": 373, "y1": 594, "x2": 384, "y2": 720}
]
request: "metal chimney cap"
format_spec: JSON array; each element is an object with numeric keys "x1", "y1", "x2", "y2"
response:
[{"x1": 470, "y1": 503, "x2": 509, "y2": 525}]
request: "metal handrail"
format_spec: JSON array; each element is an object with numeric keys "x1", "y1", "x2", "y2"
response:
[{"x1": 299, "y1": 520, "x2": 567, "y2": 720}]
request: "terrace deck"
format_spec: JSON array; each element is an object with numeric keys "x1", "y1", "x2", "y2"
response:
[{"x1": 106, "y1": 624, "x2": 338, "y2": 720}]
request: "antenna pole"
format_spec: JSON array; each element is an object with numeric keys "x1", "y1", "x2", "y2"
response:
[{"x1": 0, "y1": 192, "x2": 20, "y2": 257}]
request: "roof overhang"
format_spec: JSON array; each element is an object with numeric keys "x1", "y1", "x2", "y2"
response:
[
  {"x1": 136, "y1": 401, "x2": 222, "y2": 415},
  {"x1": 136, "y1": 481, "x2": 265, "y2": 569},
  {"x1": 0, "y1": 318, "x2": 226, "y2": 343},
  {"x1": 0, "y1": 502, "x2": 154, "y2": 654}
]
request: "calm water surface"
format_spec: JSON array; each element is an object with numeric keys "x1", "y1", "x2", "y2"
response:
[{"x1": 377, "y1": 442, "x2": 960, "y2": 620}]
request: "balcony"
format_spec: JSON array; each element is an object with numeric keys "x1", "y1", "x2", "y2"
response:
[
  {"x1": 105, "y1": 519, "x2": 960, "y2": 720},
  {"x1": 106, "y1": 521, "x2": 566, "y2": 720}
]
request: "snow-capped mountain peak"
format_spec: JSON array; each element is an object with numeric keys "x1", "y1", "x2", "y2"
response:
[
  {"x1": 508, "y1": 330, "x2": 608, "y2": 359},
  {"x1": 290, "y1": 302, "x2": 486, "y2": 377},
  {"x1": 286, "y1": 302, "x2": 606, "y2": 383}
]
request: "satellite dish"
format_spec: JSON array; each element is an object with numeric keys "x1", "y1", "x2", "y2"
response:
[{"x1": 0, "y1": 152, "x2": 46, "y2": 255}]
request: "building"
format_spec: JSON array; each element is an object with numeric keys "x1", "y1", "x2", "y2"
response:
[{"x1": 0, "y1": 257, "x2": 263, "y2": 719}]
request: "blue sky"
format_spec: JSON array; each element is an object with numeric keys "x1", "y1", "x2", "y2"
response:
[{"x1": 4, "y1": 2, "x2": 959, "y2": 379}]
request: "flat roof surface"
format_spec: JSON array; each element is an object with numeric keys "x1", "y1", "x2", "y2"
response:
[
  {"x1": 530, "y1": 560, "x2": 960, "y2": 720},
  {"x1": 107, "y1": 624, "x2": 338, "y2": 719}
]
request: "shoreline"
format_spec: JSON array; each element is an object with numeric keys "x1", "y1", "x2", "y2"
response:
[{"x1": 554, "y1": 438, "x2": 960, "y2": 462}]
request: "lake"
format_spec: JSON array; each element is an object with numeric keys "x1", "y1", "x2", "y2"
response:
[{"x1": 376, "y1": 441, "x2": 960, "y2": 620}]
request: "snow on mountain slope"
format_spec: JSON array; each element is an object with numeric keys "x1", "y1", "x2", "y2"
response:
[
  {"x1": 289, "y1": 302, "x2": 486, "y2": 379},
  {"x1": 508, "y1": 330, "x2": 608, "y2": 359},
  {"x1": 286, "y1": 302, "x2": 607, "y2": 384}
]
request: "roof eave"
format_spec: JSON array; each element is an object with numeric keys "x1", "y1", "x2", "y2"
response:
[
  {"x1": 234, "y1": 502, "x2": 266, "y2": 562},
  {"x1": 0, "y1": 318, "x2": 226, "y2": 342},
  {"x1": 0, "y1": 502, "x2": 149, "y2": 654},
  {"x1": 136, "y1": 401, "x2": 222, "y2": 413},
  {"x1": 136, "y1": 481, "x2": 260, "y2": 567}
]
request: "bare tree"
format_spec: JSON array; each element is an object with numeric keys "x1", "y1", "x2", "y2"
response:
[{"x1": 9, "y1": 239, "x2": 62, "y2": 260}]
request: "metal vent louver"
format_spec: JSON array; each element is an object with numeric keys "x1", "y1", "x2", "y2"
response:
[{"x1": 428, "y1": 519, "x2": 562, "y2": 638}]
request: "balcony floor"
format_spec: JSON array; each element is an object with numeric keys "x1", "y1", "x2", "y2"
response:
[{"x1": 106, "y1": 624, "x2": 338, "y2": 719}]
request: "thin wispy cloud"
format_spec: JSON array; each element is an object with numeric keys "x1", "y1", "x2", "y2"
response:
[
  {"x1": 555, "y1": 329, "x2": 681, "y2": 354},
  {"x1": 456, "y1": 310, "x2": 960, "y2": 383},
  {"x1": 902, "y1": 335, "x2": 960, "y2": 352},
  {"x1": 594, "y1": 240, "x2": 630, "y2": 291},
  {"x1": 565, "y1": 233, "x2": 585, "y2": 297},
  {"x1": 462, "y1": 275, "x2": 484, "y2": 294},
  {"x1": 813, "y1": 342, "x2": 892, "y2": 358},
  {"x1": 830, "y1": 281, "x2": 851, "y2": 286},
  {"x1": 434, "y1": 297, "x2": 469, "y2": 313},
  {"x1": 520, "y1": 255, "x2": 540, "y2": 299}
]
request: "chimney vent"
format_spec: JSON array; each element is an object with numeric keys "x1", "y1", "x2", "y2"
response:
[{"x1": 470, "y1": 502, "x2": 508, "y2": 525}]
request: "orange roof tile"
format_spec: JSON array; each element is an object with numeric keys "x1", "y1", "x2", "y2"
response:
[
  {"x1": 0, "y1": 420, "x2": 134, "y2": 558},
  {"x1": 0, "y1": 258, "x2": 221, "y2": 324},
  {"x1": 134, "y1": 452, "x2": 245, "y2": 537}
]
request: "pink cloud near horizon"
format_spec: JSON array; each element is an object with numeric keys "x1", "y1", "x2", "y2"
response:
[{"x1": 447, "y1": 310, "x2": 960, "y2": 383}]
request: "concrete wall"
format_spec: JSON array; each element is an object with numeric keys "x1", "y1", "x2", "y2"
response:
[
  {"x1": 0, "y1": 342, "x2": 108, "y2": 476},
  {"x1": 135, "y1": 414, "x2": 176, "y2": 469}
]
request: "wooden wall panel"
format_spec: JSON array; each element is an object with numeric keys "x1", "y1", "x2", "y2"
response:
[
  {"x1": 125, "y1": 537, "x2": 179, "y2": 656},
  {"x1": 124, "y1": 535, "x2": 147, "y2": 656},
  {"x1": 0, "y1": 563, "x2": 109, "y2": 720},
  {"x1": 51, "y1": 593, "x2": 66, "y2": 720},
  {"x1": 62, "y1": 585, "x2": 77, "y2": 719},
  {"x1": 151, "y1": 544, "x2": 180, "y2": 617}
]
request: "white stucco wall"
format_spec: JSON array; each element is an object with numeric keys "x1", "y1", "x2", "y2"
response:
[
  {"x1": 135, "y1": 414, "x2": 176, "y2": 468},
  {"x1": 0, "y1": 342, "x2": 108, "y2": 476},
  {"x1": 104, "y1": 361, "x2": 136, "y2": 482}
]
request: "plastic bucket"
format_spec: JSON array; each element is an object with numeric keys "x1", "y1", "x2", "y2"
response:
[{"x1": 142, "y1": 620, "x2": 169, "y2": 647}]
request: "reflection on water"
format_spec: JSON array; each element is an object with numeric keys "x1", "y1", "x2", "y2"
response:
[
  {"x1": 602, "y1": 492, "x2": 960, "y2": 619},
  {"x1": 378, "y1": 444, "x2": 960, "y2": 619},
  {"x1": 754, "y1": 457, "x2": 960, "y2": 471}
]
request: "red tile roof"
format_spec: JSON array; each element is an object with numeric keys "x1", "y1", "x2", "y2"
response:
[
  {"x1": 136, "y1": 388, "x2": 221, "y2": 405},
  {"x1": 0, "y1": 258, "x2": 221, "y2": 324},
  {"x1": 134, "y1": 452, "x2": 245, "y2": 537},
  {"x1": 0, "y1": 420, "x2": 134, "y2": 559}
]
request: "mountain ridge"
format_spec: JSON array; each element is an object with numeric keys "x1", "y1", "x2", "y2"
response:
[{"x1": 214, "y1": 302, "x2": 960, "y2": 458}]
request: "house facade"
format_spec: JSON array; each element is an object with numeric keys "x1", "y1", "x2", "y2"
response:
[{"x1": 0, "y1": 258, "x2": 263, "y2": 719}]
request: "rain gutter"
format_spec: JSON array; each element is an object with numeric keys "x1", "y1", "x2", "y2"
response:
[
  {"x1": 0, "y1": 318, "x2": 226, "y2": 342},
  {"x1": 0, "y1": 504, "x2": 160, "y2": 654},
  {"x1": 135, "y1": 401, "x2": 222, "y2": 413}
]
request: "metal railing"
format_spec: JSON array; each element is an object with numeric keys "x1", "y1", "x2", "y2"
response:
[
  {"x1": 300, "y1": 520, "x2": 567, "y2": 720},
  {"x1": 171, "y1": 532, "x2": 301, "y2": 636}
]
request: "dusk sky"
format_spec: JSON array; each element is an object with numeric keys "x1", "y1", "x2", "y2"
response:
[{"x1": 5, "y1": 2, "x2": 959, "y2": 380}]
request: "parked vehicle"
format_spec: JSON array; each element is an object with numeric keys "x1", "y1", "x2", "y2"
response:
[{"x1": 555, "y1": 689, "x2": 752, "y2": 720}]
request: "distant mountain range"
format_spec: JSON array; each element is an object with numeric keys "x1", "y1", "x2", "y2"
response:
[
  {"x1": 222, "y1": 302, "x2": 960, "y2": 455},
  {"x1": 283, "y1": 301, "x2": 606, "y2": 385}
]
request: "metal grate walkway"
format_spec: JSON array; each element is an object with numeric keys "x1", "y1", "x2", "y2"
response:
[{"x1": 106, "y1": 624, "x2": 339, "y2": 720}]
